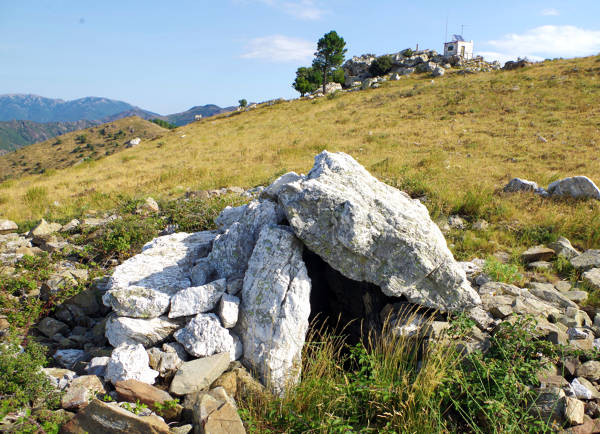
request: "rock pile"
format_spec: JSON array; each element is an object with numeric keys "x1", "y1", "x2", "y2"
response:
[
  {"x1": 100, "y1": 151, "x2": 479, "y2": 396},
  {"x1": 342, "y1": 49, "x2": 501, "y2": 89}
]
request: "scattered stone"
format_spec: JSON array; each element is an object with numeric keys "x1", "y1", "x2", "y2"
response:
[
  {"x1": 169, "y1": 352, "x2": 230, "y2": 396},
  {"x1": 521, "y1": 246, "x2": 555, "y2": 263},
  {"x1": 527, "y1": 261, "x2": 552, "y2": 271},
  {"x1": 105, "y1": 315, "x2": 182, "y2": 348},
  {"x1": 548, "y1": 237, "x2": 579, "y2": 259},
  {"x1": 43, "y1": 368, "x2": 77, "y2": 390},
  {"x1": 548, "y1": 176, "x2": 600, "y2": 200},
  {"x1": 527, "y1": 282, "x2": 577, "y2": 310},
  {"x1": 169, "y1": 279, "x2": 226, "y2": 318},
  {"x1": 54, "y1": 349, "x2": 86, "y2": 369},
  {"x1": 472, "y1": 220, "x2": 489, "y2": 231},
  {"x1": 105, "y1": 344, "x2": 159, "y2": 385},
  {"x1": 86, "y1": 356, "x2": 110, "y2": 377},
  {"x1": 448, "y1": 215, "x2": 466, "y2": 229},
  {"x1": 565, "y1": 291, "x2": 589, "y2": 304},
  {"x1": 60, "y1": 219, "x2": 80, "y2": 232},
  {"x1": 137, "y1": 197, "x2": 160, "y2": 214},
  {"x1": 572, "y1": 250, "x2": 600, "y2": 271},
  {"x1": 192, "y1": 389, "x2": 245, "y2": 434},
  {"x1": 577, "y1": 361, "x2": 600, "y2": 382},
  {"x1": 277, "y1": 151, "x2": 480, "y2": 312},
  {"x1": 29, "y1": 219, "x2": 62, "y2": 238},
  {"x1": 503, "y1": 178, "x2": 539, "y2": 193},
  {"x1": 0, "y1": 219, "x2": 18, "y2": 234},
  {"x1": 115, "y1": 379, "x2": 179, "y2": 419},
  {"x1": 565, "y1": 397, "x2": 585, "y2": 426},
  {"x1": 62, "y1": 375, "x2": 106, "y2": 411},
  {"x1": 582, "y1": 268, "x2": 600, "y2": 290},
  {"x1": 531, "y1": 387, "x2": 566, "y2": 425},
  {"x1": 174, "y1": 313, "x2": 238, "y2": 360},
  {"x1": 60, "y1": 399, "x2": 170, "y2": 434},
  {"x1": 555, "y1": 280, "x2": 572, "y2": 293},
  {"x1": 218, "y1": 293, "x2": 239, "y2": 328},
  {"x1": 38, "y1": 317, "x2": 69, "y2": 338},
  {"x1": 572, "y1": 377, "x2": 600, "y2": 400}
]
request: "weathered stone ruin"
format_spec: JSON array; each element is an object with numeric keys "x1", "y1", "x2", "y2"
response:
[{"x1": 101, "y1": 151, "x2": 481, "y2": 395}]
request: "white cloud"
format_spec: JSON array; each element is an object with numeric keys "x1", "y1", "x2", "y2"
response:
[
  {"x1": 481, "y1": 25, "x2": 600, "y2": 63},
  {"x1": 541, "y1": 8, "x2": 560, "y2": 16},
  {"x1": 241, "y1": 35, "x2": 315, "y2": 62},
  {"x1": 254, "y1": 0, "x2": 326, "y2": 20}
]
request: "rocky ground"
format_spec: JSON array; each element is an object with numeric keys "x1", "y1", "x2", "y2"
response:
[{"x1": 1, "y1": 153, "x2": 600, "y2": 433}]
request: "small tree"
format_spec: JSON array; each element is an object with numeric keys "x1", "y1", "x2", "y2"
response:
[
  {"x1": 238, "y1": 99, "x2": 248, "y2": 108},
  {"x1": 312, "y1": 31, "x2": 347, "y2": 94},
  {"x1": 293, "y1": 66, "x2": 322, "y2": 96},
  {"x1": 369, "y1": 55, "x2": 393, "y2": 76}
]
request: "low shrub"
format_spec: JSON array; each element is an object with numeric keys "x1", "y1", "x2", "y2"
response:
[
  {"x1": 369, "y1": 55, "x2": 394, "y2": 77},
  {"x1": 483, "y1": 256, "x2": 524, "y2": 285}
]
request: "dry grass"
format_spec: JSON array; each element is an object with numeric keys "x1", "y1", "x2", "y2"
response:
[{"x1": 1, "y1": 55, "x2": 600, "y2": 257}]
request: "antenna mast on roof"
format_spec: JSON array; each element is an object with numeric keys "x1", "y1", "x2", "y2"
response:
[{"x1": 460, "y1": 24, "x2": 469, "y2": 38}]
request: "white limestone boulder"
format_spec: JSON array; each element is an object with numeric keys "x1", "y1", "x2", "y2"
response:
[
  {"x1": 238, "y1": 225, "x2": 311, "y2": 395},
  {"x1": 276, "y1": 151, "x2": 480, "y2": 312},
  {"x1": 105, "y1": 315, "x2": 183, "y2": 348},
  {"x1": 174, "y1": 313, "x2": 239, "y2": 360},
  {"x1": 208, "y1": 200, "x2": 284, "y2": 279},
  {"x1": 218, "y1": 293, "x2": 240, "y2": 328},
  {"x1": 102, "y1": 286, "x2": 170, "y2": 319},
  {"x1": 169, "y1": 279, "x2": 226, "y2": 318},
  {"x1": 105, "y1": 344, "x2": 158, "y2": 385},
  {"x1": 107, "y1": 231, "x2": 217, "y2": 300}
]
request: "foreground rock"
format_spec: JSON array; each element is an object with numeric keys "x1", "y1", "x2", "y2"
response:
[
  {"x1": 60, "y1": 399, "x2": 170, "y2": 434},
  {"x1": 238, "y1": 225, "x2": 311, "y2": 395},
  {"x1": 277, "y1": 151, "x2": 480, "y2": 311}
]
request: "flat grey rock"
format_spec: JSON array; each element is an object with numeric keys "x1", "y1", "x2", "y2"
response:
[
  {"x1": 169, "y1": 352, "x2": 230, "y2": 395},
  {"x1": 169, "y1": 279, "x2": 226, "y2": 318},
  {"x1": 105, "y1": 315, "x2": 182, "y2": 348},
  {"x1": 548, "y1": 176, "x2": 600, "y2": 200}
]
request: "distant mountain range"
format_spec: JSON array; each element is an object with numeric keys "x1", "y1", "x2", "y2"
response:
[{"x1": 0, "y1": 94, "x2": 235, "y2": 151}]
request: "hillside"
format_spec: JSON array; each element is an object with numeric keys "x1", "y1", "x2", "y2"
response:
[
  {"x1": 1, "y1": 55, "x2": 599, "y2": 257},
  {"x1": 160, "y1": 104, "x2": 236, "y2": 126},
  {"x1": 0, "y1": 94, "x2": 158, "y2": 122},
  {"x1": 0, "y1": 116, "x2": 167, "y2": 180},
  {"x1": 0, "y1": 119, "x2": 96, "y2": 152}
]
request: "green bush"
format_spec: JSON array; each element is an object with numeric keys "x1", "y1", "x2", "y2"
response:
[
  {"x1": 483, "y1": 257, "x2": 524, "y2": 285},
  {"x1": 401, "y1": 48, "x2": 414, "y2": 57},
  {"x1": 441, "y1": 316, "x2": 556, "y2": 433},
  {"x1": 0, "y1": 338, "x2": 61, "y2": 417},
  {"x1": 369, "y1": 55, "x2": 394, "y2": 76},
  {"x1": 93, "y1": 215, "x2": 162, "y2": 261}
]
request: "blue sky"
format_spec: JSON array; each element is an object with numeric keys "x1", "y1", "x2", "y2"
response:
[{"x1": 1, "y1": 0, "x2": 599, "y2": 114}]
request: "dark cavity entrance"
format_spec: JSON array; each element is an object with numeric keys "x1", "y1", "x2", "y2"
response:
[{"x1": 303, "y1": 248, "x2": 401, "y2": 345}]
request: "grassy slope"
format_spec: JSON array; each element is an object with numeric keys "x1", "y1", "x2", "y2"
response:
[
  {"x1": 0, "y1": 55, "x2": 599, "y2": 258},
  {"x1": 0, "y1": 116, "x2": 166, "y2": 180}
]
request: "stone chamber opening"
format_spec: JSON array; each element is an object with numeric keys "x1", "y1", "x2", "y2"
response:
[{"x1": 303, "y1": 248, "x2": 404, "y2": 345}]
